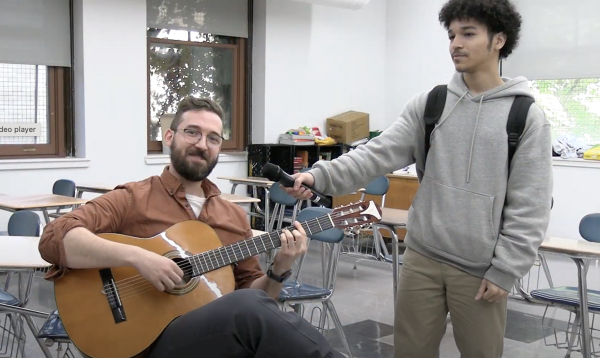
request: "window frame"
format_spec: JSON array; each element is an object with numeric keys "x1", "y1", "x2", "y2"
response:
[
  {"x1": 0, "y1": 66, "x2": 68, "y2": 159},
  {"x1": 146, "y1": 37, "x2": 247, "y2": 154}
]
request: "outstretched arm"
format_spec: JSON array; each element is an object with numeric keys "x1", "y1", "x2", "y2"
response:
[{"x1": 309, "y1": 98, "x2": 424, "y2": 197}]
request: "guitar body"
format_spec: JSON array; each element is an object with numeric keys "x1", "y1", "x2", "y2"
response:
[{"x1": 54, "y1": 221, "x2": 236, "y2": 358}]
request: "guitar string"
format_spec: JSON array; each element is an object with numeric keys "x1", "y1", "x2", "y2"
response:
[
  {"x1": 104, "y1": 212, "x2": 349, "y2": 289},
  {"x1": 101, "y1": 213, "x2": 362, "y2": 300},
  {"x1": 104, "y1": 218, "x2": 345, "y2": 302},
  {"x1": 101, "y1": 217, "x2": 343, "y2": 300}
]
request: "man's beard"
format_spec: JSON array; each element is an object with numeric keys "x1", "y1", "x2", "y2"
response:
[{"x1": 170, "y1": 140, "x2": 218, "y2": 182}]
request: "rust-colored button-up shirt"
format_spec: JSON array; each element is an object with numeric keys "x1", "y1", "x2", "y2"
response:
[{"x1": 38, "y1": 166, "x2": 264, "y2": 289}]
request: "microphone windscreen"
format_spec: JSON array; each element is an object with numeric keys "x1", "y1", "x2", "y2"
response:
[{"x1": 261, "y1": 163, "x2": 280, "y2": 181}]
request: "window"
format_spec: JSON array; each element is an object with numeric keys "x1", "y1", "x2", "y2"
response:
[
  {"x1": 0, "y1": 63, "x2": 71, "y2": 158},
  {"x1": 0, "y1": 0, "x2": 72, "y2": 159},
  {"x1": 529, "y1": 79, "x2": 600, "y2": 145},
  {"x1": 147, "y1": 28, "x2": 247, "y2": 153}
]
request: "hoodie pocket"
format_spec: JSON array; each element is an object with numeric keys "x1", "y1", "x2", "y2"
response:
[{"x1": 408, "y1": 176, "x2": 496, "y2": 267}]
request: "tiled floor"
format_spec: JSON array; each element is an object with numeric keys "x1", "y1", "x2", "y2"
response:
[{"x1": 2, "y1": 238, "x2": 600, "y2": 358}]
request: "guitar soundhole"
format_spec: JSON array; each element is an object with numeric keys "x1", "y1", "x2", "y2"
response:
[{"x1": 173, "y1": 258, "x2": 193, "y2": 286}]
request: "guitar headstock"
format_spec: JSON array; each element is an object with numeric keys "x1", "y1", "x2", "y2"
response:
[{"x1": 330, "y1": 201, "x2": 382, "y2": 230}]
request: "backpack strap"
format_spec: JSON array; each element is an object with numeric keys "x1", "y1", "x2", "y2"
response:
[
  {"x1": 506, "y1": 95, "x2": 534, "y2": 169},
  {"x1": 423, "y1": 85, "x2": 448, "y2": 163}
]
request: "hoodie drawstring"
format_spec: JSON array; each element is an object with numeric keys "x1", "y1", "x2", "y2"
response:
[{"x1": 466, "y1": 96, "x2": 484, "y2": 183}]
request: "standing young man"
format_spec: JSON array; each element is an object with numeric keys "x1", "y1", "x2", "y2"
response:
[{"x1": 283, "y1": 0, "x2": 553, "y2": 357}]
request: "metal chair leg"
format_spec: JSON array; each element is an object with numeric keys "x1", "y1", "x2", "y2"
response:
[
  {"x1": 325, "y1": 301, "x2": 353, "y2": 358},
  {"x1": 565, "y1": 312, "x2": 580, "y2": 358}
]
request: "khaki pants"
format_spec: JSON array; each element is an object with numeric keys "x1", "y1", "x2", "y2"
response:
[{"x1": 394, "y1": 248, "x2": 508, "y2": 358}]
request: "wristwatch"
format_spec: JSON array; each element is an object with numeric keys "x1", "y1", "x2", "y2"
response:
[{"x1": 267, "y1": 265, "x2": 292, "y2": 283}]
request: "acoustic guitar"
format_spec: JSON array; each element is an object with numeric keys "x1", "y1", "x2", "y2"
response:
[{"x1": 54, "y1": 201, "x2": 382, "y2": 358}]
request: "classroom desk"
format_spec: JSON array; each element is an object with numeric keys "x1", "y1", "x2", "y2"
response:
[
  {"x1": 76, "y1": 184, "x2": 115, "y2": 197},
  {"x1": 0, "y1": 236, "x2": 50, "y2": 270},
  {"x1": 218, "y1": 176, "x2": 275, "y2": 231},
  {"x1": 220, "y1": 193, "x2": 261, "y2": 204},
  {"x1": 0, "y1": 235, "x2": 51, "y2": 307},
  {"x1": 0, "y1": 194, "x2": 89, "y2": 224},
  {"x1": 538, "y1": 237, "x2": 600, "y2": 358}
]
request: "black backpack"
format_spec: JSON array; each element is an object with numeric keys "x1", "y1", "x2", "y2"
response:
[{"x1": 422, "y1": 84, "x2": 553, "y2": 208}]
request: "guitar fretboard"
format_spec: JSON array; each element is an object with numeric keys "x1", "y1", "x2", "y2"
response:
[{"x1": 182, "y1": 213, "x2": 335, "y2": 277}]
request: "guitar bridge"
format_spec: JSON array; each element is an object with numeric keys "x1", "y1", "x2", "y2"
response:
[{"x1": 99, "y1": 269, "x2": 127, "y2": 324}]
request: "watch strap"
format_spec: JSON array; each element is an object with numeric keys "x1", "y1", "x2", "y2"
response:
[{"x1": 267, "y1": 265, "x2": 292, "y2": 283}]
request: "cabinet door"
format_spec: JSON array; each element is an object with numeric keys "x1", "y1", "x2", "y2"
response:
[{"x1": 385, "y1": 176, "x2": 419, "y2": 210}]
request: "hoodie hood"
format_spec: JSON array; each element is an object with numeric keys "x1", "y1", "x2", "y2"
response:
[
  {"x1": 437, "y1": 72, "x2": 535, "y2": 182},
  {"x1": 447, "y1": 72, "x2": 534, "y2": 101}
]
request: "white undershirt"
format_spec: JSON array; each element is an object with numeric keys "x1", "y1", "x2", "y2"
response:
[{"x1": 185, "y1": 193, "x2": 206, "y2": 218}]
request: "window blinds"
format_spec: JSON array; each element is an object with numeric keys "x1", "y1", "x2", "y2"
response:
[
  {"x1": 147, "y1": 0, "x2": 249, "y2": 38},
  {"x1": 0, "y1": 0, "x2": 71, "y2": 67},
  {"x1": 501, "y1": 0, "x2": 600, "y2": 80}
]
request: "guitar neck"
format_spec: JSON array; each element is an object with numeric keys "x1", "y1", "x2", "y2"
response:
[{"x1": 187, "y1": 213, "x2": 335, "y2": 277}]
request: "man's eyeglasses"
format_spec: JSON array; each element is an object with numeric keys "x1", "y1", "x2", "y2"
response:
[{"x1": 174, "y1": 128, "x2": 223, "y2": 148}]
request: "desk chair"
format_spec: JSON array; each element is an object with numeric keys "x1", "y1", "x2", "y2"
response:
[
  {"x1": 0, "y1": 303, "x2": 71, "y2": 358},
  {"x1": 48, "y1": 179, "x2": 77, "y2": 219},
  {"x1": 516, "y1": 213, "x2": 600, "y2": 357},
  {"x1": 341, "y1": 175, "x2": 389, "y2": 266},
  {"x1": 263, "y1": 182, "x2": 301, "y2": 267},
  {"x1": 278, "y1": 207, "x2": 354, "y2": 358},
  {"x1": 1, "y1": 211, "x2": 43, "y2": 358},
  {"x1": 8, "y1": 210, "x2": 41, "y2": 237},
  {"x1": 37, "y1": 310, "x2": 74, "y2": 358}
]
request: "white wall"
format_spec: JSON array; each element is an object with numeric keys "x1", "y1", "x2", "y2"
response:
[
  {"x1": 385, "y1": 0, "x2": 455, "y2": 122},
  {"x1": 548, "y1": 162, "x2": 600, "y2": 240},
  {"x1": 252, "y1": 0, "x2": 387, "y2": 144}
]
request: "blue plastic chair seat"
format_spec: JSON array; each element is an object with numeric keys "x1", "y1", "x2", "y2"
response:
[
  {"x1": 530, "y1": 286, "x2": 600, "y2": 310},
  {"x1": 0, "y1": 289, "x2": 21, "y2": 306},
  {"x1": 37, "y1": 310, "x2": 69, "y2": 340},
  {"x1": 278, "y1": 281, "x2": 333, "y2": 301}
]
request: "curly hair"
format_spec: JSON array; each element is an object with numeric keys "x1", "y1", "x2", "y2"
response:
[{"x1": 439, "y1": 0, "x2": 522, "y2": 59}]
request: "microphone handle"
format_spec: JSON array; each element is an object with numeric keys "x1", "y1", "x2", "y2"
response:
[
  {"x1": 274, "y1": 166, "x2": 332, "y2": 207},
  {"x1": 301, "y1": 184, "x2": 331, "y2": 207}
]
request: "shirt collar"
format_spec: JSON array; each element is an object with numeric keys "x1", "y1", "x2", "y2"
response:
[{"x1": 160, "y1": 165, "x2": 222, "y2": 198}]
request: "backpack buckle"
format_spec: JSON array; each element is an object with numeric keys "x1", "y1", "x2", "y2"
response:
[{"x1": 508, "y1": 132, "x2": 519, "y2": 146}]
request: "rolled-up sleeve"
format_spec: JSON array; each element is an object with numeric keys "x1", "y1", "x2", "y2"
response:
[{"x1": 39, "y1": 187, "x2": 132, "y2": 280}]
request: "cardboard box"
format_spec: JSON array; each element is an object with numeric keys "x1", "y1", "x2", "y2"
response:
[{"x1": 326, "y1": 111, "x2": 369, "y2": 144}]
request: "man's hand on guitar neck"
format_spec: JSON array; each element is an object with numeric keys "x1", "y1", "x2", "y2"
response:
[
  {"x1": 272, "y1": 221, "x2": 308, "y2": 276},
  {"x1": 250, "y1": 221, "x2": 308, "y2": 299}
]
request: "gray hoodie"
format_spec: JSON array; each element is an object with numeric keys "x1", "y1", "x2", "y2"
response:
[{"x1": 310, "y1": 72, "x2": 553, "y2": 292}]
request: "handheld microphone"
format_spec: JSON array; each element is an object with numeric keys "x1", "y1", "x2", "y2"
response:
[{"x1": 262, "y1": 163, "x2": 332, "y2": 207}]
